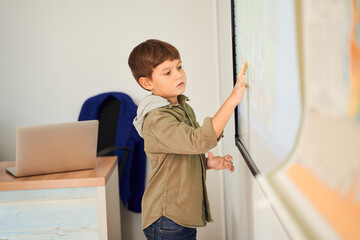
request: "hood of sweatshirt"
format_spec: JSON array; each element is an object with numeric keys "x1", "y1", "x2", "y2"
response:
[{"x1": 133, "y1": 94, "x2": 170, "y2": 137}]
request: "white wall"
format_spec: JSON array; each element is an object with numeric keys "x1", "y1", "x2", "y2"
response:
[{"x1": 0, "y1": 0, "x2": 225, "y2": 239}]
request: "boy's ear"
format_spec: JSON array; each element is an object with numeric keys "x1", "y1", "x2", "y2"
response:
[{"x1": 139, "y1": 77, "x2": 153, "y2": 91}]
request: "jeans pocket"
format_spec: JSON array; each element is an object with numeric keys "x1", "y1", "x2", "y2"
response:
[
  {"x1": 144, "y1": 226, "x2": 155, "y2": 240},
  {"x1": 160, "y1": 217, "x2": 182, "y2": 232}
]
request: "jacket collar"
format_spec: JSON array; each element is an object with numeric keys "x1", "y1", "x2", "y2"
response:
[{"x1": 167, "y1": 94, "x2": 189, "y2": 109}]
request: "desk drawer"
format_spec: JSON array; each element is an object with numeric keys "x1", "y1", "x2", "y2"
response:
[{"x1": 0, "y1": 187, "x2": 100, "y2": 240}]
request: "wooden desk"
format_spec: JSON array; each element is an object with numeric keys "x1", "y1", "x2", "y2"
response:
[{"x1": 0, "y1": 156, "x2": 121, "y2": 240}]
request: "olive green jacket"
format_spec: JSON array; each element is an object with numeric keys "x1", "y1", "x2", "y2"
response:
[{"x1": 134, "y1": 94, "x2": 220, "y2": 229}]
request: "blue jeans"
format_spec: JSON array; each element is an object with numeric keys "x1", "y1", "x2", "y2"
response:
[{"x1": 143, "y1": 216, "x2": 197, "y2": 240}]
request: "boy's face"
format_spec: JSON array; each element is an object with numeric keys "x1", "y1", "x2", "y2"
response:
[{"x1": 140, "y1": 59, "x2": 186, "y2": 104}]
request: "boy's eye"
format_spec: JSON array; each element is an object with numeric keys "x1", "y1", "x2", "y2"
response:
[
  {"x1": 177, "y1": 65, "x2": 182, "y2": 70},
  {"x1": 165, "y1": 71, "x2": 170, "y2": 75}
]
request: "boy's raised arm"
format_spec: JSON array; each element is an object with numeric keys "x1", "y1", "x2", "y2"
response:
[{"x1": 212, "y1": 61, "x2": 247, "y2": 138}]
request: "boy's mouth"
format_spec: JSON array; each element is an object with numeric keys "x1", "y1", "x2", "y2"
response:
[{"x1": 177, "y1": 82, "x2": 184, "y2": 87}]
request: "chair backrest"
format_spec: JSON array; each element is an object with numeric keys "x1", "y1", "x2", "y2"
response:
[{"x1": 97, "y1": 97, "x2": 121, "y2": 156}]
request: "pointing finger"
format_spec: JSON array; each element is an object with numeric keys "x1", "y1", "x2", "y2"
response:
[{"x1": 239, "y1": 61, "x2": 247, "y2": 76}]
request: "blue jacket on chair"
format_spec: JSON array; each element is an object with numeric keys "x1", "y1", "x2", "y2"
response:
[{"x1": 78, "y1": 92, "x2": 146, "y2": 213}]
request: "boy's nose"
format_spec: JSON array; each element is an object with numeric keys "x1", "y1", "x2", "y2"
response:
[{"x1": 174, "y1": 69, "x2": 182, "y2": 79}]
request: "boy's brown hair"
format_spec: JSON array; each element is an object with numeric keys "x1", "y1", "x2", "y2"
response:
[{"x1": 128, "y1": 39, "x2": 181, "y2": 89}]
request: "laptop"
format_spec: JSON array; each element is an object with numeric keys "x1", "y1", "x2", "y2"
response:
[{"x1": 6, "y1": 120, "x2": 99, "y2": 177}]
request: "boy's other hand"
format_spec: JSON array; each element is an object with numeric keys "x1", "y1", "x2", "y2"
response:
[
  {"x1": 206, "y1": 152, "x2": 234, "y2": 173},
  {"x1": 229, "y1": 61, "x2": 247, "y2": 107}
]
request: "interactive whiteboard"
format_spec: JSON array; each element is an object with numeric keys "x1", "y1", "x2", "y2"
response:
[{"x1": 232, "y1": 0, "x2": 360, "y2": 239}]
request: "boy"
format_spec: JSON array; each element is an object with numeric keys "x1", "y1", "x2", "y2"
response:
[{"x1": 129, "y1": 39, "x2": 247, "y2": 239}]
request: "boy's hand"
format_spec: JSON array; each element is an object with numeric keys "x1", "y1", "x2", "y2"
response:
[
  {"x1": 211, "y1": 61, "x2": 247, "y2": 138},
  {"x1": 206, "y1": 152, "x2": 234, "y2": 173},
  {"x1": 228, "y1": 61, "x2": 248, "y2": 107}
]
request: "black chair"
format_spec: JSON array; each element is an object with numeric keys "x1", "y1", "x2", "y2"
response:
[{"x1": 96, "y1": 97, "x2": 131, "y2": 178}]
